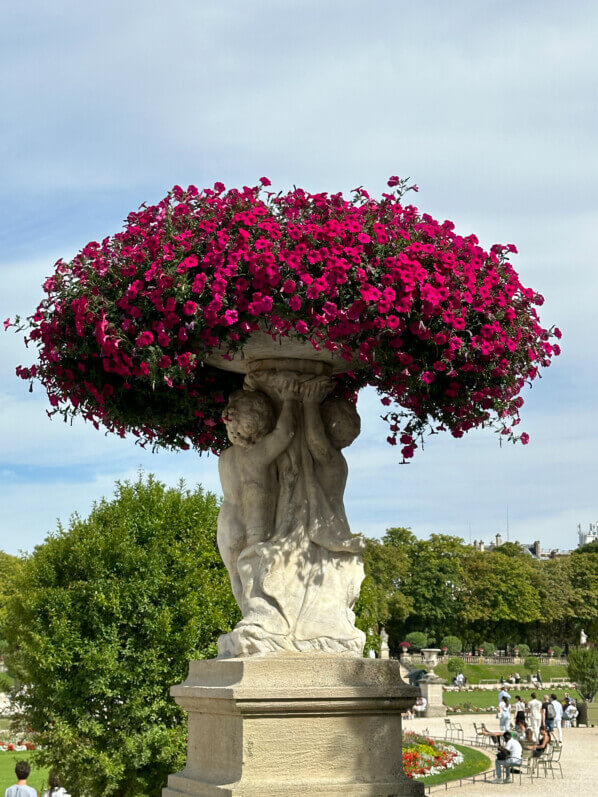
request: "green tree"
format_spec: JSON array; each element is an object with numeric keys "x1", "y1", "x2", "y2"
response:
[
  {"x1": 354, "y1": 530, "x2": 413, "y2": 651},
  {"x1": 405, "y1": 631, "x2": 428, "y2": 650},
  {"x1": 3, "y1": 475, "x2": 239, "y2": 797},
  {"x1": 440, "y1": 636, "x2": 462, "y2": 655},
  {"x1": 516, "y1": 643, "x2": 530, "y2": 658},
  {"x1": 447, "y1": 657, "x2": 462, "y2": 677},
  {"x1": 567, "y1": 647, "x2": 598, "y2": 702}
]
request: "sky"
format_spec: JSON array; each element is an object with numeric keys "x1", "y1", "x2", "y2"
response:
[{"x1": 1, "y1": 0, "x2": 597, "y2": 556}]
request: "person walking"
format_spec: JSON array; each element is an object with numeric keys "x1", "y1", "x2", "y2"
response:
[
  {"x1": 528, "y1": 692, "x2": 543, "y2": 741},
  {"x1": 498, "y1": 695, "x2": 511, "y2": 732},
  {"x1": 4, "y1": 761, "x2": 37, "y2": 797},
  {"x1": 550, "y1": 692, "x2": 563, "y2": 742},
  {"x1": 542, "y1": 694, "x2": 554, "y2": 731},
  {"x1": 514, "y1": 695, "x2": 526, "y2": 729}
]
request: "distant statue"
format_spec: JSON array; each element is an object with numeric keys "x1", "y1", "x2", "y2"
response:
[
  {"x1": 380, "y1": 627, "x2": 390, "y2": 659},
  {"x1": 580, "y1": 629, "x2": 588, "y2": 646}
]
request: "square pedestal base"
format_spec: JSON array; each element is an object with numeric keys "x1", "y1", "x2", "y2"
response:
[{"x1": 163, "y1": 656, "x2": 424, "y2": 796}]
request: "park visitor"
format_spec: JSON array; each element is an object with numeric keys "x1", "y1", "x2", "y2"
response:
[
  {"x1": 542, "y1": 694, "x2": 553, "y2": 730},
  {"x1": 498, "y1": 695, "x2": 511, "y2": 732},
  {"x1": 514, "y1": 695, "x2": 526, "y2": 730},
  {"x1": 550, "y1": 692, "x2": 563, "y2": 742},
  {"x1": 42, "y1": 770, "x2": 71, "y2": 797},
  {"x1": 413, "y1": 696, "x2": 427, "y2": 715},
  {"x1": 498, "y1": 685, "x2": 511, "y2": 703},
  {"x1": 4, "y1": 761, "x2": 38, "y2": 797},
  {"x1": 564, "y1": 700, "x2": 579, "y2": 727},
  {"x1": 532, "y1": 724, "x2": 552, "y2": 759},
  {"x1": 492, "y1": 731, "x2": 523, "y2": 783},
  {"x1": 528, "y1": 692, "x2": 543, "y2": 741}
]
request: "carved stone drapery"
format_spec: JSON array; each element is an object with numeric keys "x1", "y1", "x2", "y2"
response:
[{"x1": 215, "y1": 358, "x2": 366, "y2": 658}]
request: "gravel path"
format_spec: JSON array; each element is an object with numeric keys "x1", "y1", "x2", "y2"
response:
[{"x1": 406, "y1": 713, "x2": 598, "y2": 796}]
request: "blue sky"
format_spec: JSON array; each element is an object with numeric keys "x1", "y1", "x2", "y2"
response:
[{"x1": 1, "y1": 1, "x2": 597, "y2": 555}]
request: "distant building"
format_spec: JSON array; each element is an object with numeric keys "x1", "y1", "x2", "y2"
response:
[
  {"x1": 472, "y1": 534, "x2": 570, "y2": 560},
  {"x1": 578, "y1": 523, "x2": 598, "y2": 548}
]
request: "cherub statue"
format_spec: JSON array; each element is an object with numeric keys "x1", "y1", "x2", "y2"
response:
[
  {"x1": 217, "y1": 373, "x2": 299, "y2": 606},
  {"x1": 301, "y1": 375, "x2": 366, "y2": 554}
]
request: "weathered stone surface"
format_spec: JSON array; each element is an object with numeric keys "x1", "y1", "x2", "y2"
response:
[
  {"x1": 163, "y1": 656, "x2": 425, "y2": 796},
  {"x1": 216, "y1": 361, "x2": 366, "y2": 659}
]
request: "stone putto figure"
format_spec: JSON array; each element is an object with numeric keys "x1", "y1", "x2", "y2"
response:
[{"x1": 216, "y1": 367, "x2": 366, "y2": 658}]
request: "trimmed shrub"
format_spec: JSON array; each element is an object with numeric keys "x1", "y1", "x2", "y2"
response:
[
  {"x1": 525, "y1": 656, "x2": 541, "y2": 671},
  {"x1": 567, "y1": 647, "x2": 598, "y2": 702},
  {"x1": 447, "y1": 657, "x2": 463, "y2": 676},
  {"x1": 441, "y1": 636, "x2": 462, "y2": 655},
  {"x1": 405, "y1": 632, "x2": 428, "y2": 651},
  {"x1": 480, "y1": 641, "x2": 496, "y2": 656},
  {"x1": 516, "y1": 643, "x2": 530, "y2": 658}
]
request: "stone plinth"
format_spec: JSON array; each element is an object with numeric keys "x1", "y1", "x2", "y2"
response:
[
  {"x1": 418, "y1": 675, "x2": 446, "y2": 718},
  {"x1": 163, "y1": 656, "x2": 424, "y2": 796}
]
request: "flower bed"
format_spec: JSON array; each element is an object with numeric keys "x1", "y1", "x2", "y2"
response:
[
  {"x1": 0, "y1": 742, "x2": 36, "y2": 751},
  {"x1": 403, "y1": 732, "x2": 463, "y2": 779}
]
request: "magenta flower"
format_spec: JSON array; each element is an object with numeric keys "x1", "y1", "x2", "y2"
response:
[{"x1": 14, "y1": 178, "x2": 558, "y2": 456}]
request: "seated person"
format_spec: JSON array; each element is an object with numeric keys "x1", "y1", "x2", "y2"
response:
[
  {"x1": 413, "y1": 696, "x2": 427, "y2": 715},
  {"x1": 492, "y1": 731, "x2": 523, "y2": 783},
  {"x1": 532, "y1": 724, "x2": 552, "y2": 758}
]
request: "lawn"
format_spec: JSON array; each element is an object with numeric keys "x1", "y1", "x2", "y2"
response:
[
  {"x1": 443, "y1": 686, "x2": 581, "y2": 711},
  {"x1": 434, "y1": 662, "x2": 569, "y2": 684},
  {"x1": 417, "y1": 742, "x2": 491, "y2": 786},
  {"x1": 0, "y1": 751, "x2": 49, "y2": 795}
]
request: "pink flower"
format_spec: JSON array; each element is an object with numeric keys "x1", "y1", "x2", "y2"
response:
[
  {"x1": 136, "y1": 331, "x2": 154, "y2": 347},
  {"x1": 282, "y1": 279, "x2": 296, "y2": 294},
  {"x1": 295, "y1": 320, "x2": 309, "y2": 334},
  {"x1": 387, "y1": 176, "x2": 400, "y2": 187},
  {"x1": 157, "y1": 355, "x2": 171, "y2": 368},
  {"x1": 3, "y1": 318, "x2": 11, "y2": 330},
  {"x1": 520, "y1": 432, "x2": 530, "y2": 444},
  {"x1": 289, "y1": 295, "x2": 302, "y2": 311},
  {"x1": 259, "y1": 177, "x2": 272, "y2": 186},
  {"x1": 183, "y1": 301, "x2": 197, "y2": 316}
]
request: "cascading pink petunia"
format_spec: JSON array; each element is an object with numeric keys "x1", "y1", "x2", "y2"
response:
[{"x1": 12, "y1": 177, "x2": 560, "y2": 459}]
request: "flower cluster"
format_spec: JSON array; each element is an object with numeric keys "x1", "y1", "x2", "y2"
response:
[
  {"x1": 402, "y1": 733, "x2": 463, "y2": 778},
  {"x1": 12, "y1": 177, "x2": 560, "y2": 457}
]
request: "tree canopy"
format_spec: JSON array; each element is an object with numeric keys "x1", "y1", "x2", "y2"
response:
[
  {"x1": 355, "y1": 529, "x2": 598, "y2": 651},
  {"x1": 3, "y1": 475, "x2": 239, "y2": 797}
]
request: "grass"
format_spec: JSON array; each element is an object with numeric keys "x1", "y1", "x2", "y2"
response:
[
  {"x1": 416, "y1": 742, "x2": 491, "y2": 786},
  {"x1": 0, "y1": 751, "x2": 49, "y2": 794},
  {"x1": 434, "y1": 662, "x2": 569, "y2": 684},
  {"x1": 0, "y1": 719, "x2": 10, "y2": 731},
  {"x1": 443, "y1": 686, "x2": 581, "y2": 711}
]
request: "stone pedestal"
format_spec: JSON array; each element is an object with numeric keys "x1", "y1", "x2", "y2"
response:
[
  {"x1": 163, "y1": 656, "x2": 424, "y2": 796},
  {"x1": 418, "y1": 675, "x2": 446, "y2": 718}
]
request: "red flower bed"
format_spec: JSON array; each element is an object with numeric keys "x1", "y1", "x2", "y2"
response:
[{"x1": 13, "y1": 177, "x2": 559, "y2": 457}]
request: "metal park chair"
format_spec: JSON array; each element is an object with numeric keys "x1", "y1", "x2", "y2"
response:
[{"x1": 536, "y1": 741, "x2": 564, "y2": 779}]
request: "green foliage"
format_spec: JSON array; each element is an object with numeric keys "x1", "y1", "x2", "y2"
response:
[
  {"x1": 525, "y1": 656, "x2": 540, "y2": 671},
  {"x1": 441, "y1": 635, "x2": 462, "y2": 655},
  {"x1": 551, "y1": 645, "x2": 564, "y2": 657},
  {"x1": 480, "y1": 641, "x2": 495, "y2": 656},
  {"x1": 355, "y1": 527, "x2": 598, "y2": 656},
  {"x1": 494, "y1": 542, "x2": 526, "y2": 557},
  {"x1": 574, "y1": 540, "x2": 598, "y2": 554},
  {"x1": 405, "y1": 631, "x2": 428, "y2": 651},
  {"x1": 567, "y1": 647, "x2": 598, "y2": 702},
  {"x1": 447, "y1": 657, "x2": 462, "y2": 676},
  {"x1": 516, "y1": 643, "x2": 530, "y2": 658},
  {"x1": 3, "y1": 475, "x2": 239, "y2": 797}
]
